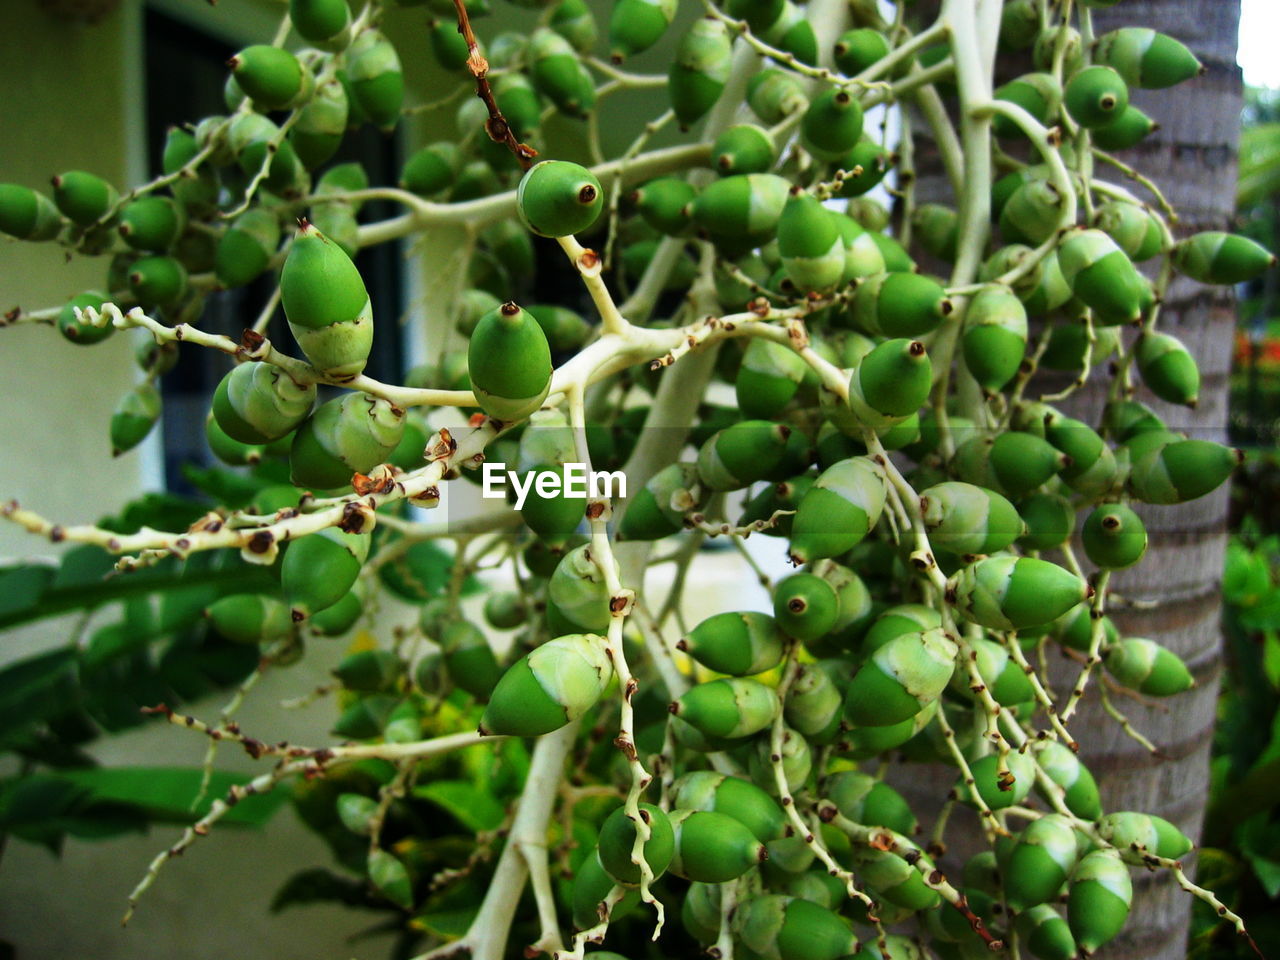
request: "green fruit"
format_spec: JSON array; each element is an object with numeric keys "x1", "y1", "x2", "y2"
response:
[
  {"x1": 547, "y1": 543, "x2": 614, "y2": 635},
  {"x1": 669, "y1": 770, "x2": 787, "y2": 842},
  {"x1": 1094, "y1": 200, "x2": 1164, "y2": 262},
  {"x1": 1067, "y1": 850, "x2": 1132, "y2": 953},
  {"x1": 289, "y1": 393, "x2": 405, "y2": 489},
  {"x1": 854, "y1": 847, "x2": 941, "y2": 910},
  {"x1": 912, "y1": 203, "x2": 958, "y2": 262},
  {"x1": 280, "y1": 222, "x2": 373, "y2": 380},
  {"x1": 111, "y1": 383, "x2": 162, "y2": 456},
  {"x1": 334, "y1": 649, "x2": 402, "y2": 693},
  {"x1": 668, "y1": 18, "x2": 733, "y2": 127},
  {"x1": 993, "y1": 73, "x2": 1062, "y2": 139},
  {"x1": 1016, "y1": 904, "x2": 1078, "y2": 960},
  {"x1": 1136, "y1": 331, "x2": 1200, "y2": 406},
  {"x1": 430, "y1": 19, "x2": 470, "y2": 70},
  {"x1": 999, "y1": 179, "x2": 1066, "y2": 245},
  {"x1": 550, "y1": 0, "x2": 598, "y2": 53},
  {"x1": 749, "y1": 721, "x2": 812, "y2": 793},
  {"x1": 215, "y1": 208, "x2": 280, "y2": 290},
  {"x1": 732, "y1": 895, "x2": 858, "y2": 960},
  {"x1": 962, "y1": 285, "x2": 1028, "y2": 391},
  {"x1": 290, "y1": 0, "x2": 351, "y2": 50},
  {"x1": 467, "y1": 302, "x2": 553, "y2": 422},
  {"x1": 713, "y1": 123, "x2": 777, "y2": 176},
  {"x1": 333, "y1": 694, "x2": 398, "y2": 740},
  {"x1": 206, "y1": 593, "x2": 293, "y2": 644},
  {"x1": 747, "y1": 68, "x2": 807, "y2": 124},
  {"x1": 667, "y1": 808, "x2": 767, "y2": 882},
  {"x1": 347, "y1": 31, "x2": 404, "y2": 131},
  {"x1": 129, "y1": 255, "x2": 188, "y2": 309},
  {"x1": 206, "y1": 412, "x2": 263, "y2": 466},
  {"x1": 1018, "y1": 492, "x2": 1075, "y2": 552},
  {"x1": 773, "y1": 573, "x2": 839, "y2": 643},
  {"x1": 680, "y1": 611, "x2": 784, "y2": 676},
  {"x1": 955, "y1": 749, "x2": 1036, "y2": 811},
  {"x1": 782, "y1": 661, "x2": 844, "y2": 742},
  {"x1": 1050, "y1": 602, "x2": 1118, "y2": 654},
  {"x1": 573, "y1": 846, "x2": 641, "y2": 928},
  {"x1": 953, "y1": 432, "x2": 1067, "y2": 498},
  {"x1": 670, "y1": 677, "x2": 780, "y2": 741},
  {"x1": 1082, "y1": 502, "x2": 1148, "y2": 569},
  {"x1": 735, "y1": 339, "x2": 808, "y2": 418},
  {"x1": 57, "y1": 292, "x2": 112, "y2": 346},
  {"x1": 631, "y1": 178, "x2": 696, "y2": 236},
  {"x1": 618, "y1": 462, "x2": 702, "y2": 541},
  {"x1": 833, "y1": 27, "x2": 891, "y2": 76},
  {"x1": 291, "y1": 77, "x2": 349, "y2": 168},
  {"x1": 609, "y1": 0, "x2": 676, "y2": 60},
  {"x1": 1003, "y1": 814, "x2": 1081, "y2": 911},
  {"x1": 213, "y1": 361, "x2": 315, "y2": 444},
  {"x1": 831, "y1": 137, "x2": 892, "y2": 199},
  {"x1": 1104, "y1": 638, "x2": 1193, "y2": 696},
  {"x1": 778, "y1": 191, "x2": 844, "y2": 293},
  {"x1": 440, "y1": 620, "x2": 502, "y2": 700},
  {"x1": 810, "y1": 560, "x2": 874, "y2": 653},
  {"x1": 230, "y1": 45, "x2": 308, "y2": 110},
  {"x1": 1096, "y1": 811, "x2": 1193, "y2": 860},
  {"x1": 788, "y1": 456, "x2": 886, "y2": 564},
  {"x1": 844, "y1": 627, "x2": 957, "y2": 726},
  {"x1": 1034, "y1": 739, "x2": 1103, "y2": 820},
  {"x1": 517, "y1": 160, "x2": 602, "y2": 238},
  {"x1": 800, "y1": 87, "x2": 864, "y2": 161},
  {"x1": 1064, "y1": 65, "x2": 1129, "y2": 128},
  {"x1": 0, "y1": 183, "x2": 62, "y2": 240},
  {"x1": 1172, "y1": 231, "x2": 1277, "y2": 285},
  {"x1": 527, "y1": 303, "x2": 591, "y2": 352},
  {"x1": 400, "y1": 141, "x2": 460, "y2": 197},
  {"x1": 1128, "y1": 438, "x2": 1240, "y2": 504},
  {"x1": 599, "y1": 802, "x2": 675, "y2": 884},
  {"x1": 824, "y1": 770, "x2": 916, "y2": 835},
  {"x1": 1091, "y1": 104, "x2": 1158, "y2": 150},
  {"x1": 839, "y1": 699, "x2": 938, "y2": 759},
  {"x1": 847, "y1": 338, "x2": 932, "y2": 431},
  {"x1": 310, "y1": 585, "x2": 365, "y2": 636},
  {"x1": 762, "y1": 1, "x2": 818, "y2": 66},
  {"x1": 529, "y1": 27, "x2": 597, "y2": 118},
  {"x1": 920, "y1": 481, "x2": 1023, "y2": 558},
  {"x1": 479, "y1": 633, "x2": 613, "y2": 737},
  {"x1": 282, "y1": 528, "x2": 369, "y2": 620},
  {"x1": 861, "y1": 604, "x2": 941, "y2": 656},
  {"x1": 696, "y1": 419, "x2": 792, "y2": 491},
  {"x1": 951, "y1": 555, "x2": 1090, "y2": 631},
  {"x1": 118, "y1": 196, "x2": 182, "y2": 253},
  {"x1": 51, "y1": 170, "x2": 117, "y2": 226},
  {"x1": 850, "y1": 272, "x2": 952, "y2": 338},
  {"x1": 1095, "y1": 27, "x2": 1203, "y2": 89},
  {"x1": 726, "y1": 0, "x2": 784, "y2": 33},
  {"x1": 692, "y1": 173, "x2": 790, "y2": 245}
]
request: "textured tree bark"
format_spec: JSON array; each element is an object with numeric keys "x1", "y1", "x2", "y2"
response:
[{"x1": 890, "y1": 3, "x2": 1243, "y2": 958}]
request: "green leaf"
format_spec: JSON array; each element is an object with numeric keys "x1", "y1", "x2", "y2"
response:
[
  {"x1": 0, "y1": 563, "x2": 55, "y2": 620},
  {"x1": 57, "y1": 766, "x2": 287, "y2": 825},
  {"x1": 412, "y1": 906, "x2": 477, "y2": 940},
  {"x1": 0, "y1": 647, "x2": 79, "y2": 733},
  {"x1": 413, "y1": 780, "x2": 505, "y2": 833},
  {"x1": 368, "y1": 848, "x2": 415, "y2": 909}
]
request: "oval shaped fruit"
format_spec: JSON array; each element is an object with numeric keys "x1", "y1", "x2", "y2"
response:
[
  {"x1": 291, "y1": 0, "x2": 352, "y2": 50},
  {"x1": 468, "y1": 302, "x2": 553, "y2": 422},
  {"x1": 1128, "y1": 438, "x2": 1240, "y2": 505},
  {"x1": 280, "y1": 222, "x2": 373, "y2": 380},
  {"x1": 1096, "y1": 811, "x2": 1193, "y2": 860},
  {"x1": 0, "y1": 183, "x2": 62, "y2": 241},
  {"x1": 680, "y1": 611, "x2": 785, "y2": 676},
  {"x1": 962, "y1": 285, "x2": 1028, "y2": 391},
  {"x1": 517, "y1": 160, "x2": 602, "y2": 238},
  {"x1": 669, "y1": 771, "x2": 787, "y2": 842},
  {"x1": 921, "y1": 481, "x2": 1024, "y2": 557},
  {"x1": 609, "y1": 0, "x2": 676, "y2": 60},
  {"x1": 824, "y1": 770, "x2": 916, "y2": 835},
  {"x1": 346, "y1": 31, "x2": 404, "y2": 131},
  {"x1": 1034, "y1": 739, "x2": 1103, "y2": 819},
  {"x1": 289, "y1": 393, "x2": 405, "y2": 489},
  {"x1": 1095, "y1": 27, "x2": 1203, "y2": 89},
  {"x1": 1136, "y1": 331, "x2": 1200, "y2": 406},
  {"x1": 951, "y1": 555, "x2": 1090, "y2": 631},
  {"x1": 599, "y1": 802, "x2": 675, "y2": 885},
  {"x1": 207, "y1": 593, "x2": 293, "y2": 645},
  {"x1": 111, "y1": 383, "x2": 162, "y2": 456},
  {"x1": 773, "y1": 572, "x2": 839, "y2": 643},
  {"x1": 129, "y1": 255, "x2": 188, "y2": 310},
  {"x1": 844, "y1": 626, "x2": 958, "y2": 726},
  {"x1": 57, "y1": 292, "x2": 113, "y2": 346},
  {"x1": 788, "y1": 456, "x2": 886, "y2": 565},
  {"x1": 1067, "y1": 850, "x2": 1133, "y2": 953},
  {"x1": 1103, "y1": 637, "x2": 1194, "y2": 696},
  {"x1": 282, "y1": 528, "x2": 369, "y2": 620},
  {"x1": 732, "y1": 895, "x2": 858, "y2": 960},
  {"x1": 1064, "y1": 65, "x2": 1129, "y2": 128},
  {"x1": 667, "y1": 18, "x2": 732, "y2": 127},
  {"x1": 1058, "y1": 227, "x2": 1148, "y2": 324},
  {"x1": 801, "y1": 86, "x2": 864, "y2": 161},
  {"x1": 230, "y1": 45, "x2": 309, "y2": 110},
  {"x1": 850, "y1": 272, "x2": 952, "y2": 338},
  {"x1": 696, "y1": 419, "x2": 792, "y2": 491},
  {"x1": 670, "y1": 677, "x2": 780, "y2": 741},
  {"x1": 213, "y1": 361, "x2": 316, "y2": 444},
  {"x1": 667, "y1": 808, "x2": 768, "y2": 882},
  {"x1": 1082, "y1": 502, "x2": 1148, "y2": 569},
  {"x1": 1003, "y1": 814, "x2": 1081, "y2": 911},
  {"x1": 51, "y1": 170, "x2": 117, "y2": 226},
  {"x1": 955, "y1": 748, "x2": 1036, "y2": 811},
  {"x1": 479, "y1": 633, "x2": 613, "y2": 737},
  {"x1": 1172, "y1": 231, "x2": 1277, "y2": 285}
]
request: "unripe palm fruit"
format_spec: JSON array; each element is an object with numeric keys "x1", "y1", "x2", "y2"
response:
[
  {"x1": 309, "y1": 584, "x2": 365, "y2": 636},
  {"x1": 1128, "y1": 438, "x2": 1240, "y2": 505},
  {"x1": 912, "y1": 203, "x2": 958, "y2": 262},
  {"x1": 667, "y1": 808, "x2": 768, "y2": 882},
  {"x1": 1083, "y1": 502, "x2": 1148, "y2": 569},
  {"x1": 547, "y1": 542, "x2": 615, "y2": 636},
  {"x1": 618, "y1": 462, "x2": 701, "y2": 541},
  {"x1": 696, "y1": 419, "x2": 791, "y2": 491},
  {"x1": 735, "y1": 339, "x2": 807, "y2": 418},
  {"x1": 1015, "y1": 905, "x2": 1078, "y2": 960},
  {"x1": 862, "y1": 604, "x2": 942, "y2": 656},
  {"x1": 344, "y1": 31, "x2": 403, "y2": 130},
  {"x1": 332, "y1": 694, "x2": 398, "y2": 740},
  {"x1": 679, "y1": 611, "x2": 784, "y2": 676},
  {"x1": 1034, "y1": 739, "x2": 1103, "y2": 819},
  {"x1": 529, "y1": 28, "x2": 597, "y2": 118},
  {"x1": 1065, "y1": 65, "x2": 1129, "y2": 128},
  {"x1": 631, "y1": 178, "x2": 696, "y2": 236},
  {"x1": 763, "y1": 2, "x2": 818, "y2": 66},
  {"x1": 746, "y1": 68, "x2": 807, "y2": 124},
  {"x1": 669, "y1": 771, "x2": 786, "y2": 842},
  {"x1": 999, "y1": 179, "x2": 1066, "y2": 246},
  {"x1": 1136, "y1": 331, "x2": 1199, "y2": 406},
  {"x1": 1172, "y1": 231, "x2": 1277, "y2": 285},
  {"x1": 400, "y1": 141, "x2": 461, "y2": 197},
  {"x1": 1091, "y1": 105, "x2": 1158, "y2": 153},
  {"x1": 291, "y1": 78, "x2": 349, "y2": 169},
  {"x1": 291, "y1": 0, "x2": 351, "y2": 50},
  {"x1": 831, "y1": 136, "x2": 892, "y2": 199},
  {"x1": 956, "y1": 637, "x2": 1036, "y2": 706},
  {"x1": 1067, "y1": 850, "x2": 1132, "y2": 953},
  {"x1": 776, "y1": 192, "x2": 844, "y2": 293},
  {"x1": 0, "y1": 183, "x2": 62, "y2": 241},
  {"x1": 51, "y1": 170, "x2": 117, "y2": 227},
  {"x1": 667, "y1": 18, "x2": 733, "y2": 127},
  {"x1": 1019, "y1": 250, "x2": 1074, "y2": 315},
  {"x1": 1095, "y1": 27, "x2": 1203, "y2": 89},
  {"x1": 1040, "y1": 321, "x2": 1121, "y2": 373},
  {"x1": 800, "y1": 87, "x2": 864, "y2": 161},
  {"x1": 691, "y1": 173, "x2": 790, "y2": 245},
  {"x1": 788, "y1": 456, "x2": 886, "y2": 564},
  {"x1": 573, "y1": 847, "x2": 641, "y2": 929},
  {"x1": 955, "y1": 748, "x2": 1037, "y2": 810},
  {"x1": 992, "y1": 73, "x2": 1062, "y2": 139},
  {"x1": 739, "y1": 474, "x2": 813, "y2": 540},
  {"x1": 517, "y1": 160, "x2": 602, "y2": 238},
  {"x1": 282, "y1": 528, "x2": 369, "y2": 620},
  {"x1": 810, "y1": 560, "x2": 875, "y2": 651},
  {"x1": 546, "y1": 0, "x2": 596, "y2": 53},
  {"x1": 609, "y1": 0, "x2": 675, "y2": 60},
  {"x1": 670, "y1": 677, "x2": 780, "y2": 741},
  {"x1": 439, "y1": 620, "x2": 503, "y2": 700},
  {"x1": 118, "y1": 196, "x2": 182, "y2": 253},
  {"x1": 1094, "y1": 200, "x2": 1164, "y2": 262},
  {"x1": 280, "y1": 222, "x2": 373, "y2": 380},
  {"x1": 57, "y1": 292, "x2": 112, "y2": 346},
  {"x1": 951, "y1": 555, "x2": 1090, "y2": 631},
  {"x1": 479, "y1": 633, "x2": 612, "y2": 737},
  {"x1": 206, "y1": 411, "x2": 265, "y2": 465},
  {"x1": 429, "y1": 19, "x2": 469, "y2": 70},
  {"x1": 824, "y1": 770, "x2": 916, "y2": 835},
  {"x1": 1018, "y1": 492, "x2": 1076, "y2": 552},
  {"x1": 839, "y1": 699, "x2": 938, "y2": 759},
  {"x1": 847, "y1": 338, "x2": 931, "y2": 431},
  {"x1": 961, "y1": 285, "x2": 1028, "y2": 392},
  {"x1": 781, "y1": 660, "x2": 843, "y2": 742},
  {"x1": 333, "y1": 649, "x2": 402, "y2": 695},
  {"x1": 854, "y1": 847, "x2": 941, "y2": 910},
  {"x1": 467, "y1": 302, "x2": 553, "y2": 422},
  {"x1": 598, "y1": 802, "x2": 675, "y2": 884},
  {"x1": 732, "y1": 895, "x2": 857, "y2": 960},
  {"x1": 833, "y1": 27, "x2": 891, "y2": 76},
  {"x1": 844, "y1": 626, "x2": 957, "y2": 726},
  {"x1": 749, "y1": 722, "x2": 812, "y2": 793},
  {"x1": 128, "y1": 255, "x2": 187, "y2": 310},
  {"x1": 1104, "y1": 637, "x2": 1193, "y2": 696},
  {"x1": 920, "y1": 482, "x2": 1023, "y2": 558},
  {"x1": 1050, "y1": 602, "x2": 1119, "y2": 654},
  {"x1": 229, "y1": 45, "x2": 309, "y2": 110},
  {"x1": 206, "y1": 593, "x2": 293, "y2": 645},
  {"x1": 1096, "y1": 811, "x2": 1192, "y2": 860},
  {"x1": 289, "y1": 393, "x2": 405, "y2": 489},
  {"x1": 215, "y1": 208, "x2": 281, "y2": 290},
  {"x1": 713, "y1": 124, "x2": 777, "y2": 177},
  {"x1": 161, "y1": 128, "x2": 217, "y2": 215},
  {"x1": 111, "y1": 383, "x2": 162, "y2": 456},
  {"x1": 850, "y1": 272, "x2": 952, "y2": 338},
  {"x1": 773, "y1": 573, "x2": 839, "y2": 643},
  {"x1": 1003, "y1": 814, "x2": 1081, "y2": 911},
  {"x1": 213, "y1": 361, "x2": 315, "y2": 444},
  {"x1": 953, "y1": 431, "x2": 1067, "y2": 499}
]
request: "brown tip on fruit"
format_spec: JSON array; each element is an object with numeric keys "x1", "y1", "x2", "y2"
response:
[
  {"x1": 835, "y1": 91, "x2": 851, "y2": 105},
  {"x1": 51, "y1": 175, "x2": 63, "y2": 188},
  {"x1": 611, "y1": 52, "x2": 623, "y2": 65},
  {"x1": 787, "y1": 597, "x2": 806, "y2": 614},
  {"x1": 940, "y1": 299, "x2": 954, "y2": 316},
  {"x1": 675, "y1": 639, "x2": 688, "y2": 651},
  {"x1": 477, "y1": 723, "x2": 491, "y2": 737},
  {"x1": 500, "y1": 301, "x2": 520, "y2": 316},
  {"x1": 291, "y1": 608, "x2": 306, "y2": 622},
  {"x1": 756, "y1": 843, "x2": 769, "y2": 862},
  {"x1": 667, "y1": 701, "x2": 680, "y2": 715},
  {"x1": 578, "y1": 184, "x2": 597, "y2": 204},
  {"x1": 909, "y1": 340, "x2": 926, "y2": 356}
]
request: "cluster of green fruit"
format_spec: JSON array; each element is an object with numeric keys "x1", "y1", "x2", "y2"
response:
[{"x1": 1, "y1": 0, "x2": 1274, "y2": 956}]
